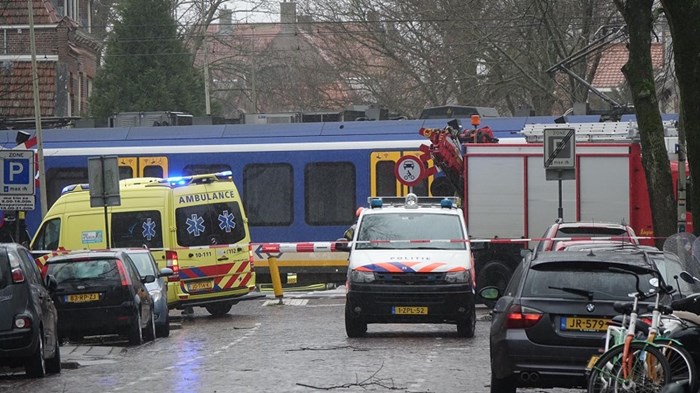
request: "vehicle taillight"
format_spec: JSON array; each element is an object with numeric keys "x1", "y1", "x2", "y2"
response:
[
  {"x1": 115, "y1": 260, "x2": 131, "y2": 286},
  {"x1": 248, "y1": 244, "x2": 254, "y2": 269},
  {"x1": 505, "y1": 304, "x2": 543, "y2": 329},
  {"x1": 11, "y1": 267, "x2": 25, "y2": 283},
  {"x1": 166, "y1": 251, "x2": 179, "y2": 282},
  {"x1": 14, "y1": 316, "x2": 31, "y2": 329}
]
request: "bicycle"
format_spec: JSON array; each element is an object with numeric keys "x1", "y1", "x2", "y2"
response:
[{"x1": 587, "y1": 266, "x2": 673, "y2": 392}]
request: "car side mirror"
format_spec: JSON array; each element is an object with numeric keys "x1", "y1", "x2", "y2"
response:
[
  {"x1": 335, "y1": 238, "x2": 351, "y2": 252},
  {"x1": 142, "y1": 275, "x2": 156, "y2": 284},
  {"x1": 158, "y1": 268, "x2": 173, "y2": 277},
  {"x1": 44, "y1": 274, "x2": 58, "y2": 292},
  {"x1": 478, "y1": 286, "x2": 502, "y2": 301}
]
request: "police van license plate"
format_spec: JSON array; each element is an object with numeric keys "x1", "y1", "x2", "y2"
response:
[
  {"x1": 188, "y1": 280, "x2": 214, "y2": 292},
  {"x1": 66, "y1": 293, "x2": 100, "y2": 303},
  {"x1": 392, "y1": 306, "x2": 428, "y2": 315}
]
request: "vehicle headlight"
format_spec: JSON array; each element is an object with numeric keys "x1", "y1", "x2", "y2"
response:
[
  {"x1": 350, "y1": 269, "x2": 375, "y2": 283},
  {"x1": 445, "y1": 270, "x2": 469, "y2": 283},
  {"x1": 149, "y1": 289, "x2": 162, "y2": 303}
]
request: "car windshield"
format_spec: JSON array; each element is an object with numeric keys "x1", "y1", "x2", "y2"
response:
[
  {"x1": 127, "y1": 253, "x2": 157, "y2": 277},
  {"x1": 522, "y1": 263, "x2": 658, "y2": 301},
  {"x1": 355, "y1": 213, "x2": 466, "y2": 250},
  {"x1": 47, "y1": 258, "x2": 121, "y2": 284}
]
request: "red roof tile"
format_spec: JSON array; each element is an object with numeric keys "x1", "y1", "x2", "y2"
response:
[
  {"x1": 592, "y1": 42, "x2": 665, "y2": 88},
  {"x1": 0, "y1": 0, "x2": 62, "y2": 25},
  {"x1": 0, "y1": 61, "x2": 56, "y2": 118}
]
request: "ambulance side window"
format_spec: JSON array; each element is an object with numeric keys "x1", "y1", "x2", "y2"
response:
[
  {"x1": 111, "y1": 211, "x2": 164, "y2": 248},
  {"x1": 32, "y1": 219, "x2": 61, "y2": 250},
  {"x1": 175, "y1": 202, "x2": 246, "y2": 247}
]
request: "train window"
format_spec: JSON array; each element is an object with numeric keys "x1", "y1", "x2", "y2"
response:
[
  {"x1": 243, "y1": 164, "x2": 293, "y2": 226},
  {"x1": 111, "y1": 211, "x2": 164, "y2": 249},
  {"x1": 143, "y1": 165, "x2": 163, "y2": 178},
  {"x1": 305, "y1": 162, "x2": 356, "y2": 226},
  {"x1": 375, "y1": 161, "x2": 397, "y2": 196},
  {"x1": 46, "y1": 167, "x2": 88, "y2": 208},
  {"x1": 182, "y1": 164, "x2": 232, "y2": 176},
  {"x1": 119, "y1": 166, "x2": 133, "y2": 179}
]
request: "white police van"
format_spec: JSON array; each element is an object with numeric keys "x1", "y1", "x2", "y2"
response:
[{"x1": 343, "y1": 194, "x2": 476, "y2": 337}]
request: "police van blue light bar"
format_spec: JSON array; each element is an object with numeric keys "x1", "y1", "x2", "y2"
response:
[{"x1": 369, "y1": 198, "x2": 383, "y2": 208}]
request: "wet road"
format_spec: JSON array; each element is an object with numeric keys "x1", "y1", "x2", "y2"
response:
[{"x1": 0, "y1": 289, "x2": 585, "y2": 393}]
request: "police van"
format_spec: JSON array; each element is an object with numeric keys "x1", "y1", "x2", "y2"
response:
[
  {"x1": 343, "y1": 194, "x2": 476, "y2": 337},
  {"x1": 30, "y1": 171, "x2": 256, "y2": 316}
]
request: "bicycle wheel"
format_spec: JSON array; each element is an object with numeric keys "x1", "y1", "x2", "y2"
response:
[
  {"x1": 654, "y1": 338, "x2": 697, "y2": 392},
  {"x1": 588, "y1": 341, "x2": 672, "y2": 393}
]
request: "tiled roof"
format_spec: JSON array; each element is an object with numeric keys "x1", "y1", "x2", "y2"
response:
[
  {"x1": 0, "y1": 61, "x2": 56, "y2": 118},
  {"x1": 592, "y1": 42, "x2": 665, "y2": 88},
  {"x1": 0, "y1": 0, "x2": 62, "y2": 25}
]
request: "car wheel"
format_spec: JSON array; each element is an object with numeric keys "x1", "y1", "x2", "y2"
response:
[
  {"x1": 344, "y1": 302, "x2": 367, "y2": 338},
  {"x1": 205, "y1": 302, "x2": 232, "y2": 316},
  {"x1": 143, "y1": 307, "x2": 156, "y2": 342},
  {"x1": 24, "y1": 333, "x2": 46, "y2": 378},
  {"x1": 45, "y1": 336, "x2": 61, "y2": 374},
  {"x1": 128, "y1": 310, "x2": 143, "y2": 346},
  {"x1": 156, "y1": 309, "x2": 170, "y2": 338},
  {"x1": 490, "y1": 373, "x2": 516, "y2": 393},
  {"x1": 457, "y1": 306, "x2": 476, "y2": 338},
  {"x1": 477, "y1": 260, "x2": 512, "y2": 308}
]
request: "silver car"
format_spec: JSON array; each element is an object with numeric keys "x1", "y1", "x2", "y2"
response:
[{"x1": 121, "y1": 249, "x2": 172, "y2": 337}]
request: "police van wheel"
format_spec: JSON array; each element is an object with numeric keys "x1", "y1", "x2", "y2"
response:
[
  {"x1": 344, "y1": 303, "x2": 367, "y2": 338},
  {"x1": 205, "y1": 302, "x2": 232, "y2": 316},
  {"x1": 456, "y1": 306, "x2": 476, "y2": 338}
]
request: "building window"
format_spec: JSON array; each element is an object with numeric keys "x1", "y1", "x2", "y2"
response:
[{"x1": 305, "y1": 162, "x2": 355, "y2": 226}]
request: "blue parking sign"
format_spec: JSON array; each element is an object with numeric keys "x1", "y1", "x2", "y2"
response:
[{"x1": 4, "y1": 159, "x2": 30, "y2": 184}]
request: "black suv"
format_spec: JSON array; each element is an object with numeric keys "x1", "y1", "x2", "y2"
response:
[
  {"x1": 45, "y1": 250, "x2": 156, "y2": 345},
  {"x1": 481, "y1": 249, "x2": 664, "y2": 392},
  {"x1": 0, "y1": 243, "x2": 60, "y2": 377}
]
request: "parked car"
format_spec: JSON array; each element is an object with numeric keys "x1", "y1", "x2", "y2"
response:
[
  {"x1": 536, "y1": 220, "x2": 639, "y2": 254},
  {"x1": 119, "y1": 249, "x2": 172, "y2": 337},
  {"x1": 45, "y1": 250, "x2": 156, "y2": 345},
  {"x1": 480, "y1": 249, "x2": 663, "y2": 392},
  {"x1": 0, "y1": 243, "x2": 60, "y2": 377}
]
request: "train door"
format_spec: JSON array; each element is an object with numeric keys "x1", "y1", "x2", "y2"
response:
[
  {"x1": 117, "y1": 157, "x2": 168, "y2": 179},
  {"x1": 370, "y1": 151, "x2": 432, "y2": 197}
]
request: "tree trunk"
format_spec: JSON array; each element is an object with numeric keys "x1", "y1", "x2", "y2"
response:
[
  {"x1": 614, "y1": 0, "x2": 676, "y2": 246},
  {"x1": 661, "y1": 0, "x2": 700, "y2": 235}
]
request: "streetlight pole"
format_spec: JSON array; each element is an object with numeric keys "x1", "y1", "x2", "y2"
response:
[{"x1": 28, "y1": 0, "x2": 48, "y2": 218}]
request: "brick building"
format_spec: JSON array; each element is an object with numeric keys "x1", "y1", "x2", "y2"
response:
[{"x1": 0, "y1": 0, "x2": 100, "y2": 127}]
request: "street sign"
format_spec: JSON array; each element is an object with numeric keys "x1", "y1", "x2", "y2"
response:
[
  {"x1": 395, "y1": 155, "x2": 425, "y2": 187},
  {"x1": 544, "y1": 128, "x2": 576, "y2": 169},
  {"x1": 88, "y1": 156, "x2": 121, "y2": 207},
  {"x1": 0, "y1": 195, "x2": 35, "y2": 211},
  {"x1": 0, "y1": 150, "x2": 35, "y2": 195}
]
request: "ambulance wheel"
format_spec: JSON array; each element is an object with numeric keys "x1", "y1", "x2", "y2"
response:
[
  {"x1": 457, "y1": 306, "x2": 476, "y2": 338},
  {"x1": 477, "y1": 261, "x2": 512, "y2": 308},
  {"x1": 205, "y1": 302, "x2": 232, "y2": 316},
  {"x1": 344, "y1": 303, "x2": 367, "y2": 338}
]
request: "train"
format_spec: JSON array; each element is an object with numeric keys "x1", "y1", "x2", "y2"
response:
[{"x1": 0, "y1": 112, "x2": 678, "y2": 285}]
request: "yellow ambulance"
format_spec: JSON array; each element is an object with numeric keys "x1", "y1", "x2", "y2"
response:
[{"x1": 30, "y1": 171, "x2": 257, "y2": 316}]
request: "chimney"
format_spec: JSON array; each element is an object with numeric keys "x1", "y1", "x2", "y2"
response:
[
  {"x1": 219, "y1": 8, "x2": 233, "y2": 34},
  {"x1": 280, "y1": 1, "x2": 297, "y2": 34},
  {"x1": 297, "y1": 14, "x2": 313, "y2": 33}
]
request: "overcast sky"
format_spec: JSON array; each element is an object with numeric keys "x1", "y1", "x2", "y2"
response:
[{"x1": 225, "y1": 1, "x2": 279, "y2": 23}]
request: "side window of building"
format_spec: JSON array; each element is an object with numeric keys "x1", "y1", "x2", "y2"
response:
[
  {"x1": 32, "y1": 219, "x2": 61, "y2": 251},
  {"x1": 243, "y1": 163, "x2": 293, "y2": 226},
  {"x1": 111, "y1": 211, "x2": 164, "y2": 249},
  {"x1": 305, "y1": 162, "x2": 356, "y2": 226}
]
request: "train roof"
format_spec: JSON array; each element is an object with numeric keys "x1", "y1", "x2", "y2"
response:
[{"x1": 0, "y1": 114, "x2": 679, "y2": 150}]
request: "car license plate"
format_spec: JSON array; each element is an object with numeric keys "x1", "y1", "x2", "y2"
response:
[
  {"x1": 65, "y1": 293, "x2": 100, "y2": 303},
  {"x1": 561, "y1": 317, "x2": 609, "y2": 332},
  {"x1": 392, "y1": 306, "x2": 428, "y2": 315},
  {"x1": 188, "y1": 280, "x2": 214, "y2": 292}
]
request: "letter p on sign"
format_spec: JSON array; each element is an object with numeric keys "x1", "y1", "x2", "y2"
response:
[{"x1": 4, "y1": 159, "x2": 29, "y2": 184}]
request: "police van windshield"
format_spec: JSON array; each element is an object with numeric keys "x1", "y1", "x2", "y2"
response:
[
  {"x1": 175, "y1": 202, "x2": 247, "y2": 247},
  {"x1": 356, "y1": 213, "x2": 466, "y2": 250}
]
